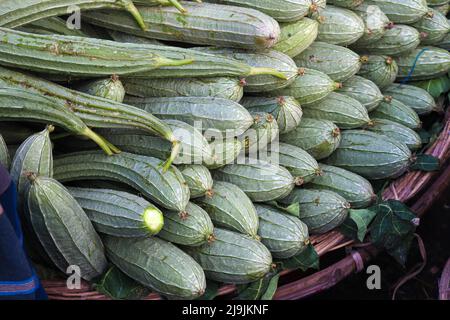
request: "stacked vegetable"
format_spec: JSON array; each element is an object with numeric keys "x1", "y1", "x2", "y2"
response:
[{"x1": 0, "y1": 0, "x2": 449, "y2": 300}]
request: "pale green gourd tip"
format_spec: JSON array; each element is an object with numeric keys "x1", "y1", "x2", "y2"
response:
[{"x1": 143, "y1": 207, "x2": 165, "y2": 235}]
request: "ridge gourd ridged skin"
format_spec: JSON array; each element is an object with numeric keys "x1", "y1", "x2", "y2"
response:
[
  {"x1": 74, "y1": 76, "x2": 126, "y2": 103},
  {"x1": 103, "y1": 235, "x2": 206, "y2": 299},
  {"x1": 325, "y1": 130, "x2": 412, "y2": 180},
  {"x1": 255, "y1": 204, "x2": 309, "y2": 259},
  {"x1": 357, "y1": 55, "x2": 398, "y2": 89},
  {"x1": 338, "y1": 75, "x2": 384, "y2": 112},
  {"x1": 369, "y1": 97, "x2": 421, "y2": 129},
  {"x1": 240, "y1": 96, "x2": 303, "y2": 134},
  {"x1": 10, "y1": 126, "x2": 53, "y2": 206},
  {"x1": 280, "y1": 118, "x2": 342, "y2": 160},
  {"x1": 327, "y1": 0, "x2": 364, "y2": 8},
  {"x1": 316, "y1": 5, "x2": 365, "y2": 46},
  {"x1": 124, "y1": 96, "x2": 254, "y2": 136},
  {"x1": 430, "y1": 3, "x2": 449, "y2": 16},
  {"x1": 307, "y1": 164, "x2": 376, "y2": 208},
  {"x1": 279, "y1": 189, "x2": 350, "y2": 234},
  {"x1": 205, "y1": 139, "x2": 242, "y2": 170},
  {"x1": 351, "y1": 3, "x2": 391, "y2": 46},
  {"x1": 202, "y1": 0, "x2": 316, "y2": 22},
  {"x1": 0, "y1": 87, "x2": 115, "y2": 155},
  {"x1": 427, "y1": 0, "x2": 449, "y2": 5},
  {"x1": 0, "y1": 135, "x2": 9, "y2": 169},
  {"x1": 67, "y1": 188, "x2": 165, "y2": 237},
  {"x1": 395, "y1": 47, "x2": 450, "y2": 81},
  {"x1": 0, "y1": 0, "x2": 147, "y2": 30},
  {"x1": 0, "y1": 67, "x2": 181, "y2": 167},
  {"x1": 83, "y1": 2, "x2": 281, "y2": 50},
  {"x1": 268, "y1": 143, "x2": 321, "y2": 185},
  {"x1": 366, "y1": 118, "x2": 423, "y2": 151},
  {"x1": 26, "y1": 176, "x2": 107, "y2": 281},
  {"x1": 364, "y1": 0, "x2": 428, "y2": 24},
  {"x1": 266, "y1": 68, "x2": 340, "y2": 106},
  {"x1": 158, "y1": 202, "x2": 215, "y2": 247},
  {"x1": 53, "y1": 151, "x2": 190, "y2": 212},
  {"x1": 302, "y1": 92, "x2": 372, "y2": 129},
  {"x1": 240, "y1": 112, "x2": 280, "y2": 153},
  {"x1": 212, "y1": 160, "x2": 297, "y2": 202},
  {"x1": 294, "y1": 42, "x2": 363, "y2": 82},
  {"x1": 352, "y1": 24, "x2": 420, "y2": 56},
  {"x1": 274, "y1": 18, "x2": 319, "y2": 58},
  {"x1": 177, "y1": 165, "x2": 214, "y2": 199},
  {"x1": 0, "y1": 28, "x2": 193, "y2": 77},
  {"x1": 19, "y1": 17, "x2": 89, "y2": 37},
  {"x1": 184, "y1": 228, "x2": 273, "y2": 284},
  {"x1": 192, "y1": 48, "x2": 298, "y2": 93},
  {"x1": 195, "y1": 181, "x2": 259, "y2": 238},
  {"x1": 123, "y1": 77, "x2": 244, "y2": 102},
  {"x1": 383, "y1": 84, "x2": 436, "y2": 115}
]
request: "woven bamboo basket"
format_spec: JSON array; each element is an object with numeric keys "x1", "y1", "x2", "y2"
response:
[{"x1": 41, "y1": 107, "x2": 450, "y2": 301}]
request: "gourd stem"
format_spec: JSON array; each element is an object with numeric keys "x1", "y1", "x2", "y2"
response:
[
  {"x1": 123, "y1": 0, "x2": 148, "y2": 31},
  {"x1": 82, "y1": 128, "x2": 114, "y2": 156},
  {"x1": 162, "y1": 140, "x2": 181, "y2": 172},
  {"x1": 168, "y1": 0, "x2": 187, "y2": 13},
  {"x1": 249, "y1": 68, "x2": 288, "y2": 80}
]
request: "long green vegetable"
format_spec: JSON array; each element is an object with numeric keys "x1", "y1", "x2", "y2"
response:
[
  {"x1": 0, "y1": 0, "x2": 147, "y2": 30},
  {"x1": 0, "y1": 67, "x2": 180, "y2": 170},
  {"x1": 0, "y1": 28, "x2": 193, "y2": 77},
  {"x1": 0, "y1": 88, "x2": 115, "y2": 155}
]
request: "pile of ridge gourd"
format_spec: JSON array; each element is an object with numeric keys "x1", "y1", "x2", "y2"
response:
[{"x1": 0, "y1": 0, "x2": 449, "y2": 299}]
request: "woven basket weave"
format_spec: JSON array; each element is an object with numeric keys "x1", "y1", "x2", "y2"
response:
[{"x1": 41, "y1": 107, "x2": 450, "y2": 300}]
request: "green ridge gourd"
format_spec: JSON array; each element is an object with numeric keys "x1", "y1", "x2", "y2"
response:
[
  {"x1": 67, "y1": 188, "x2": 164, "y2": 237},
  {"x1": 369, "y1": 97, "x2": 422, "y2": 129},
  {"x1": 240, "y1": 96, "x2": 303, "y2": 134},
  {"x1": 123, "y1": 77, "x2": 244, "y2": 102},
  {"x1": 280, "y1": 118, "x2": 341, "y2": 160},
  {"x1": 255, "y1": 204, "x2": 309, "y2": 259},
  {"x1": 124, "y1": 96, "x2": 254, "y2": 136},
  {"x1": 83, "y1": 2, "x2": 281, "y2": 50},
  {"x1": 383, "y1": 84, "x2": 436, "y2": 115},
  {"x1": 357, "y1": 55, "x2": 398, "y2": 89},
  {"x1": 158, "y1": 202, "x2": 215, "y2": 247},
  {"x1": 10, "y1": 126, "x2": 53, "y2": 205},
  {"x1": 53, "y1": 151, "x2": 190, "y2": 212},
  {"x1": 0, "y1": 134, "x2": 9, "y2": 169},
  {"x1": 395, "y1": 47, "x2": 450, "y2": 81},
  {"x1": 412, "y1": 8, "x2": 450, "y2": 45},
  {"x1": 205, "y1": 139, "x2": 242, "y2": 170},
  {"x1": 279, "y1": 189, "x2": 350, "y2": 234},
  {"x1": 19, "y1": 17, "x2": 89, "y2": 37},
  {"x1": 325, "y1": 130, "x2": 412, "y2": 180},
  {"x1": 352, "y1": 24, "x2": 421, "y2": 56},
  {"x1": 363, "y1": 0, "x2": 428, "y2": 24},
  {"x1": 184, "y1": 228, "x2": 273, "y2": 284},
  {"x1": 307, "y1": 164, "x2": 376, "y2": 208},
  {"x1": 327, "y1": 0, "x2": 364, "y2": 8},
  {"x1": 103, "y1": 235, "x2": 206, "y2": 299},
  {"x1": 268, "y1": 143, "x2": 321, "y2": 185},
  {"x1": 274, "y1": 18, "x2": 319, "y2": 58},
  {"x1": 302, "y1": 92, "x2": 372, "y2": 129},
  {"x1": 195, "y1": 181, "x2": 259, "y2": 238},
  {"x1": 241, "y1": 112, "x2": 279, "y2": 153},
  {"x1": 177, "y1": 165, "x2": 214, "y2": 199},
  {"x1": 351, "y1": 3, "x2": 391, "y2": 46},
  {"x1": 317, "y1": 5, "x2": 365, "y2": 46},
  {"x1": 338, "y1": 75, "x2": 384, "y2": 112},
  {"x1": 75, "y1": 76, "x2": 126, "y2": 103},
  {"x1": 366, "y1": 118, "x2": 422, "y2": 150},
  {"x1": 213, "y1": 160, "x2": 298, "y2": 202},
  {"x1": 26, "y1": 175, "x2": 107, "y2": 280},
  {"x1": 294, "y1": 42, "x2": 364, "y2": 82},
  {"x1": 266, "y1": 68, "x2": 341, "y2": 106}
]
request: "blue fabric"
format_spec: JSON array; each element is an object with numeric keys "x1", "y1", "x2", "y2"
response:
[{"x1": 0, "y1": 166, "x2": 47, "y2": 300}]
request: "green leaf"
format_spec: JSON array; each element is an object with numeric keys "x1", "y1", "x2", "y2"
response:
[
  {"x1": 417, "y1": 129, "x2": 431, "y2": 144},
  {"x1": 267, "y1": 201, "x2": 300, "y2": 217},
  {"x1": 387, "y1": 233, "x2": 415, "y2": 266},
  {"x1": 340, "y1": 208, "x2": 377, "y2": 242},
  {"x1": 276, "y1": 244, "x2": 319, "y2": 271},
  {"x1": 261, "y1": 274, "x2": 280, "y2": 300},
  {"x1": 196, "y1": 281, "x2": 220, "y2": 300},
  {"x1": 412, "y1": 76, "x2": 450, "y2": 98},
  {"x1": 369, "y1": 200, "x2": 419, "y2": 266},
  {"x1": 235, "y1": 272, "x2": 279, "y2": 300},
  {"x1": 410, "y1": 154, "x2": 440, "y2": 172},
  {"x1": 94, "y1": 266, "x2": 151, "y2": 300}
]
